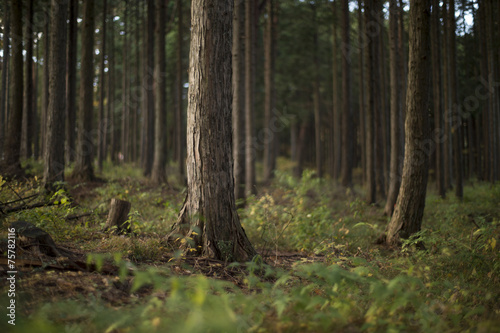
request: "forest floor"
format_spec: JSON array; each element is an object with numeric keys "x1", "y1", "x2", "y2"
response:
[{"x1": 1, "y1": 159, "x2": 499, "y2": 332}]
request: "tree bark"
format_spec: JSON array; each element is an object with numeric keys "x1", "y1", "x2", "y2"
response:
[
  {"x1": 169, "y1": 0, "x2": 256, "y2": 262},
  {"x1": 2, "y1": 0, "x2": 23, "y2": 177},
  {"x1": 340, "y1": 0, "x2": 353, "y2": 187},
  {"x1": 176, "y1": 0, "x2": 185, "y2": 179},
  {"x1": 97, "y1": 0, "x2": 108, "y2": 172},
  {"x1": 22, "y1": 0, "x2": 34, "y2": 159},
  {"x1": 332, "y1": 0, "x2": 341, "y2": 180},
  {"x1": 108, "y1": 5, "x2": 117, "y2": 163},
  {"x1": 142, "y1": 0, "x2": 155, "y2": 176},
  {"x1": 66, "y1": 0, "x2": 78, "y2": 165},
  {"x1": 105, "y1": 199, "x2": 132, "y2": 234},
  {"x1": 442, "y1": 1, "x2": 452, "y2": 190},
  {"x1": 232, "y1": 0, "x2": 245, "y2": 201},
  {"x1": 72, "y1": 0, "x2": 96, "y2": 181},
  {"x1": 41, "y1": 5, "x2": 50, "y2": 159},
  {"x1": 0, "y1": 0, "x2": 9, "y2": 156},
  {"x1": 312, "y1": 4, "x2": 322, "y2": 178},
  {"x1": 385, "y1": 0, "x2": 403, "y2": 216},
  {"x1": 151, "y1": 0, "x2": 168, "y2": 183},
  {"x1": 386, "y1": 0, "x2": 431, "y2": 245},
  {"x1": 44, "y1": 0, "x2": 69, "y2": 191},
  {"x1": 245, "y1": 0, "x2": 256, "y2": 196}
]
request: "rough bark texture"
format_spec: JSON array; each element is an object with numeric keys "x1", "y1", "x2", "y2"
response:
[
  {"x1": 169, "y1": 0, "x2": 256, "y2": 262},
  {"x1": 142, "y1": 0, "x2": 155, "y2": 176},
  {"x1": 151, "y1": 0, "x2": 167, "y2": 183},
  {"x1": 121, "y1": 2, "x2": 129, "y2": 163},
  {"x1": 357, "y1": 0, "x2": 366, "y2": 184},
  {"x1": 66, "y1": 0, "x2": 78, "y2": 164},
  {"x1": 72, "y1": 0, "x2": 96, "y2": 181},
  {"x1": 442, "y1": 1, "x2": 452, "y2": 190},
  {"x1": 22, "y1": 0, "x2": 34, "y2": 159},
  {"x1": 232, "y1": 0, "x2": 245, "y2": 201},
  {"x1": 176, "y1": 0, "x2": 185, "y2": 179},
  {"x1": 364, "y1": 0, "x2": 376, "y2": 204},
  {"x1": 431, "y1": 0, "x2": 445, "y2": 198},
  {"x1": 2, "y1": 0, "x2": 23, "y2": 177},
  {"x1": 245, "y1": 0, "x2": 256, "y2": 196},
  {"x1": 332, "y1": 0, "x2": 341, "y2": 180},
  {"x1": 312, "y1": 4, "x2": 322, "y2": 178},
  {"x1": 385, "y1": 0, "x2": 403, "y2": 216},
  {"x1": 386, "y1": 0, "x2": 431, "y2": 245},
  {"x1": 44, "y1": 0, "x2": 69, "y2": 190},
  {"x1": 340, "y1": 0, "x2": 352, "y2": 187},
  {"x1": 41, "y1": 6, "x2": 50, "y2": 159},
  {"x1": 105, "y1": 199, "x2": 132, "y2": 234}
]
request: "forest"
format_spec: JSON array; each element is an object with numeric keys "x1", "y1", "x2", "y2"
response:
[{"x1": 0, "y1": 0, "x2": 499, "y2": 331}]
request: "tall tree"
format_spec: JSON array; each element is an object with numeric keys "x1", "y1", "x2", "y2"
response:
[
  {"x1": 0, "y1": 0, "x2": 9, "y2": 155},
  {"x1": 233, "y1": 0, "x2": 245, "y2": 200},
  {"x1": 97, "y1": 0, "x2": 108, "y2": 171},
  {"x1": 357, "y1": 0, "x2": 366, "y2": 184},
  {"x1": 151, "y1": 0, "x2": 167, "y2": 183},
  {"x1": 385, "y1": 0, "x2": 403, "y2": 216},
  {"x1": 41, "y1": 3, "x2": 50, "y2": 159},
  {"x1": 1, "y1": 0, "x2": 23, "y2": 177},
  {"x1": 448, "y1": 0, "x2": 463, "y2": 199},
  {"x1": 431, "y1": 0, "x2": 445, "y2": 198},
  {"x1": 364, "y1": 0, "x2": 377, "y2": 204},
  {"x1": 142, "y1": 0, "x2": 155, "y2": 176},
  {"x1": 332, "y1": 0, "x2": 341, "y2": 180},
  {"x1": 245, "y1": 0, "x2": 256, "y2": 195},
  {"x1": 340, "y1": 0, "x2": 353, "y2": 187},
  {"x1": 312, "y1": 3, "x2": 322, "y2": 178},
  {"x1": 66, "y1": 0, "x2": 78, "y2": 164},
  {"x1": 121, "y1": 1, "x2": 129, "y2": 162},
  {"x1": 44, "y1": 0, "x2": 69, "y2": 190},
  {"x1": 386, "y1": 0, "x2": 431, "y2": 245},
  {"x1": 442, "y1": 1, "x2": 452, "y2": 190},
  {"x1": 263, "y1": 0, "x2": 277, "y2": 182},
  {"x1": 108, "y1": 4, "x2": 117, "y2": 163},
  {"x1": 176, "y1": 0, "x2": 185, "y2": 179},
  {"x1": 168, "y1": 0, "x2": 256, "y2": 262},
  {"x1": 22, "y1": 0, "x2": 34, "y2": 159},
  {"x1": 72, "y1": 0, "x2": 96, "y2": 181}
]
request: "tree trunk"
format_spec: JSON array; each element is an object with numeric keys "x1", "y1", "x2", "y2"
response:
[
  {"x1": 151, "y1": 0, "x2": 167, "y2": 183},
  {"x1": 44, "y1": 0, "x2": 69, "y2": 191},
  {"x1": 364, "y1": 0, "x2": 376, "y2": 204},
  {"x1": 22, "y1": 0, "x2": 34, "y2": 159},
  {"x1": 169, "y1": 0, "x2": 256, "y2": 262},
  {"x1": 245, "y1": 0, "x2": 256, "y2": 196},
  {"x1": 340, "y1": 0, "x2": 353, "y2": 187},
  {"x1": 233, "y1": 0, "x2": 245, "y2": 201},
  {"x1": 264, "y1": 0, "x2": 277, "y2": 182},
  {"x1": 105, "y1": 199, "x2": 132, "y2": 234},
  {"x1": 66, "y1": 0, "x2": 78, "y2": 164},
  {"x1": 312, "y1": 4, "x2": 322, "y2": 179},
  {"x1": 142, "y1": 0, "x2": 155, "y2": 176},
  {"x1": 442, "y1": 1, "x2": 452, "y2": 190},
  {"x1": 385, "y1": 0, "x2": 403, "y2": 216},
  {"x1": 72, "y1": 0, "x2": 95, "y2": 181},
  {"x1": 430, "y1": 0, "x2": 445, "y2": 198},
  {"x1": 2, "y1": 0, "x2": 23, "y2": 177},
  {"x1": 0, "y1": 0, "x2": 9, "y2": 156},
  {"x1": 41, "y1": 5, "x2": 50, "y2": 159},
  {"x1": 332, "y1": 0, "x2": 341, "y2": 180},
  {"x1": 448, "y1": 0, "x2": 463, "y2": 199},
  {"x1": 108, "y1": 5, "x2": 117, "y2": 163},
  {"x1": 357, "y1": 0, "x2": 366, "y2": 185},
  {"x1": 121, "y1": 2, "x2": 129, "y2": 163},
  {"x1": 386, "y1": 0, "x2": 431, "y2": 245},
  {"x1": 97, "y1": 0, "x2": 108, "y2": 172},
  {"x1": 176, "y1": 0, "x2": 185, "y2": 180}
]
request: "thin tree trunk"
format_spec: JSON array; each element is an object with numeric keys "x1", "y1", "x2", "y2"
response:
[
  {"x1": 44, "y1": 0, "x2": 68, "y2": 190},
  {"x1": 385, "y1": 0, "x2": 403, "y2": 216},
  {"x1": 0, "y1": 0, "x2": 9, "y2": 156},
  {"x1": 41, "y1": 6, "x2": 50, "y2": 159},
  {"x1": 66, "y1": 0, "x2": 78, "y2": 164},
  {"x1": 72, "y1": 0, "x2": 96, "y2": 181},
  {"x1": 448, "y1": 0, "x2": 463, "y2": 199},
  {"x1": 169, "y1": 0, "x2": 256, "y2": 262},
  {"x1": 151, "y1": 0, "x2": 167, "y2": 183},
  {"x1": 97, "y1": 0, "x2": 108, "y2": 172},
  {"x1": 2, "y1": 0, "x2": 23, "y2": 176},
  {"x1": 312, "y1": 4, "x2": 322, "y2": 178},
  {"x1": 22, "y1": 0, "x2": 34, "y2": 159},
  {"x1": 176, "y1": 0, "x2": 185, "y2": 179},
  {"x1": 108, "y1": 5, "x2": 117, "y2": 163},
  {"x1": 143, "y1": 0, "x2": 155, "y2": 176},
  {"x1": 121, "y1": 2, "x2": 129, "y2": 163},
  {"x1": 33, "y1": 41, "x2": 39, "y2": 160},
  {"x1": 340, "y1": 0, "x2": 353, "y2": 187},
  {"x1": 357, "y1": 0, "x2": 366, "y2": 185},
  {"x1": 386, "y1": 0, "x2": 431, "y2": 245},
  {"x1": 233, "y1": 0, "x2": 245, "y2": 200},
  {"x1": 245, "y1": 0, "x2": 256, "y2": 195},
  {"x1": 264, "y1": 0, "x2": 276, "y2": 182},
  {"x1": 442, "y1": 1, "x2": 452, "y2": 190},
  {"x1": 332, "y1": 0, "x2": 341, "y2": 180}
]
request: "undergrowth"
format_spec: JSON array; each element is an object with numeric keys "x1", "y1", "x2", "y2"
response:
[{"x1": 0, "y1": 162, "x2": 498, "y2": 332}]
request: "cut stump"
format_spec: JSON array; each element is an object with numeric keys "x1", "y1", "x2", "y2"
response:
[{"x1": 104, "y1": 199, "x2": 132, "y2": 234}]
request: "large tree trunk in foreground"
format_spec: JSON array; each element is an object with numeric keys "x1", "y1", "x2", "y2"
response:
[
  {"x1": 386, "y1": 0, "x2": 431, "y2": 245},
  {"x1": 169, "y1": 0, "x2": 256, "y2": 262},
  {"x1": 2, "y1": 0, "x2": 23, "y2": 177},
  {"x1": 72, "y1": 0, "x2": 95, "y2": 181},
  {"x1": 384, "y1": 0, "x2": 403, "y2": 216},
  {"x1": 151, "y1": 0, "x2": 167, "y2": 183},
  {"x1": 44, "y1": 0, "x2": 69, "y2": 191}
]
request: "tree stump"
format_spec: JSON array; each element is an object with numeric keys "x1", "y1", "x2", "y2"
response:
[{"x1": 104, "y1": 199, "x2": 132, "y2": 234}]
